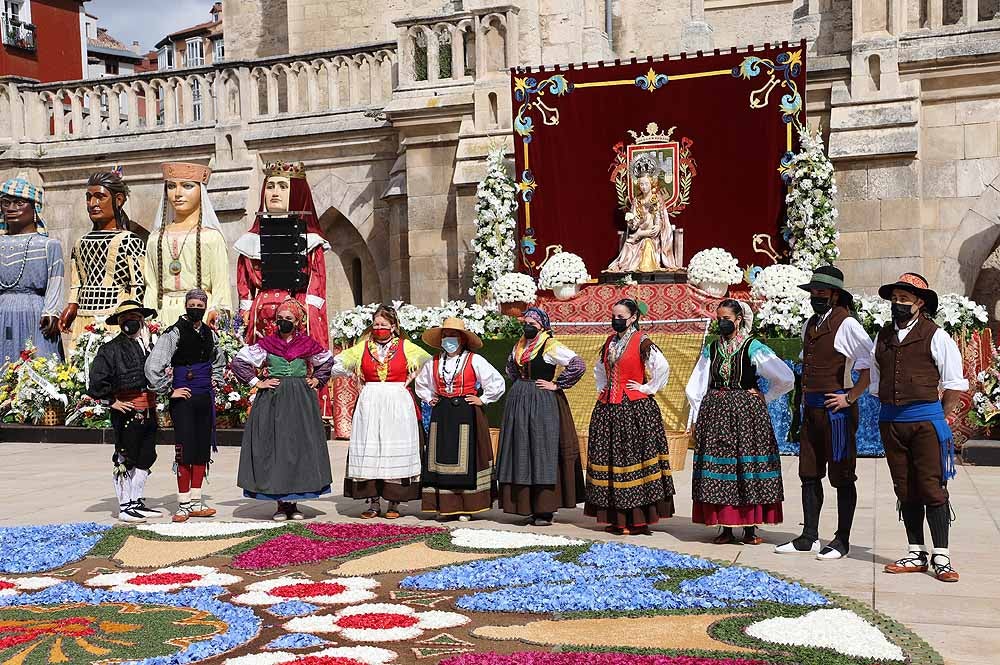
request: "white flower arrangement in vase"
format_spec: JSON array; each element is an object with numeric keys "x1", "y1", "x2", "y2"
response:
[
  {"x1": 751, "y1": 263, "x2": 812, "y2": 338},
  {"x1": 539, "y1": 251, "x2": 590, "y2": 300},
  {"x1": 935, "y1": 293, "x2": 989, "y2": 340},
  {"x1": 492, "y1": 272, "x2": 537, "y2": 316},
  {"x1": 687, "y1": 248, "x2": 743, "y2": 297}
]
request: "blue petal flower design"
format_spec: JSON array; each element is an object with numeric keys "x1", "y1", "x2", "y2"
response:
[
  {"x1": 0, "y1": 522, "x2": 111, "y2": 573},
  {"x1": 267, "y1": 600, "x2": 321, "y2": 617},
  {"x1": 577, "y1": 542, "x2": 716, "y2": 573},
  {"x1": 265, "y1": 633, "x2": 330, "y2": 650},
  {"x1": 679, "y1": 566, "x2": 828, "y2": 606},
  {"x1": 0, "y1": 583, "x2": 260, "y2": 665}
]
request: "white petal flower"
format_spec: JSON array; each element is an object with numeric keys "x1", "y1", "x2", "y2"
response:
[
  {"x1": 746, "y1": 609, "x2": 904, "y2": 661},
  {"x1": 85, "y1": 565, "x2": 242, "y2": 593},
  {"x1": 450, "y1": 528, "x2": 585, "y2": 549},
  {"x1": 0, "y1": 576, "x2": 63, "y2": 596},
  {"x1": 283, "y1": 602, "x2": 469, "y2": 642},
  {"x1": 232, "y1": 576, "x2": 379, "y2": 606}
]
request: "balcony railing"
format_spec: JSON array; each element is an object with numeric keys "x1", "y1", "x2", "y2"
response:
[{"x1": 2, "y1": 14, "x2": 36, "y2": 51}]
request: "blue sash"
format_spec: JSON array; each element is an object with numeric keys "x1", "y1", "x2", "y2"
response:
[
  {"x1": 879, "y1": 401, "x2": 956, "y2": 481},
  {"x1": 804, "y1": 390, "x2": 849, "y2": 463}
]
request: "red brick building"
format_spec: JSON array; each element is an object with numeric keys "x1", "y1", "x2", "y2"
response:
[{"x1": 1, "y1": 0, "x2": 88, "y2": 82}]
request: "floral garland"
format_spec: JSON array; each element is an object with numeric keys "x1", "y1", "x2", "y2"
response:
[
  {"x1": 330, "y1": 300, "x2": 521, "y2": 347},
  {"x1": 469, "y1": 148, "x2": 518, "y2": 303},
  {"x1": 783, "y1": 124, "x2": 840, "y2": 272}
]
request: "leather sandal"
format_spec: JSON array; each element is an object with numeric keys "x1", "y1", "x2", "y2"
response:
[
  {"x1": 884, "y1": 551, "x2": 928, "y2": 574},
  {"x1": 360, "y1": 507, "x2": 380, "y2": 519},
  {"x1": 743, "y1": 535, "x2": 765, "y2": 546},
  {"x1": 384, "y1": 504, "x2": 401, "y2": 520},
  {"x1": 931, "y1": 554, "x2": 960, "y2": 582}
]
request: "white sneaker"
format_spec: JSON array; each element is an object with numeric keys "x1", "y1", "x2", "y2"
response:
[
  {"x1": 774, "y1": 539, "x2": 820, "y2": 554},
  {"x1": 458, "y1": 514, "x2": 471, "y2": 522},
  {"x1": 132, "y1": 500, "x2": 163, "y2": 518},
  {"x1": 816, "y1": 540, "x2": 849, "y2": 560},
  {"x1": 118, "y1": 504, "x2": 147, "y2": 523}
]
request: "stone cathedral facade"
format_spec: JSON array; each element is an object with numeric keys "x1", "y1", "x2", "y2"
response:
[{"x1": 2, "y1": 0, "x2": 1000, "y2": 318}]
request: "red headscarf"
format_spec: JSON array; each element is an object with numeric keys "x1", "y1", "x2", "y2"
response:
[{"x1": 249, "y1": 175, "x2": 323, "y2": 236}]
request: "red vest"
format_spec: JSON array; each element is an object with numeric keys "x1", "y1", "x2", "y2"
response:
[
  {"x1": 434, "y1": 353, "x2": 478, "y2": 397},
  {"x1": 360, "y1": 339, "x2": 410, "y2": 383},
  {"x1": 599, "y1": 332, "x2": 648, "y2": 404}
]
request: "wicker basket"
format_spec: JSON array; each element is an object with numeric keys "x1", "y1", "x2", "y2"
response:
[
  {"x1": 41, "y1": 402, "x2": 65, "y2": 427},
  {"x1": 157, "y1": 409, "x2": 173, "y2": 428},
  {"x1": 578, "y1": 433, "x2": 588, "y2": 471},
  {"x1": 666, "y1": 430, "x2": 691, "y2": 471}
]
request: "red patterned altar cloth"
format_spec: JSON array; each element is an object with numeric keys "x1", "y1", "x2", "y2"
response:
[
  {"x1": 953, "y1": 328, "x2": 993, "y2": 449},
  {"x1": 535, "y1": 283, "x2": 738, "y2": 326}
]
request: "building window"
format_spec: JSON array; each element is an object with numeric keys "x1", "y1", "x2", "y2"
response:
[
  {"x1": 213, "y1": 38, "x2": 224, "y2": 63},
  {"x1": 191, "y1": 79, "x2": 202, "y2": 121},
  {"x1": 186, "y1": 37, "x2": 204, "y2": 67},
  {"x1": 105, "y1": 60, "x2": 119, "y2": 75},
  {"x1": 157, "y1": 45, "x2": 174, "y2": 70},
  {"x1": 3, "y1": 0, "x2": 36, "y2": 50}
]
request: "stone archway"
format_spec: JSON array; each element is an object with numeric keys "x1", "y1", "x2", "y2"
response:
[
  {"x1": 937, "y1": 175, "x2": 1000, "y2": 316},
  {"x1": 318, "y1": 207, "x2": 383, "y2": 317}
]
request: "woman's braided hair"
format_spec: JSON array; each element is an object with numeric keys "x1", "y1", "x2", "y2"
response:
[{"x1": 155, "y1": 182, "x2": 205, "y2": 310}]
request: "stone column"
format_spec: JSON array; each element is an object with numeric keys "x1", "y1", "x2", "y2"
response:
[
  {"x1": 681, "y1": 0, "x2": 714, "y2": 53},
  {"x1": 792, "y1": 0, "x2": 822, "y2": 55},
  {"x1": 964, "y1": 0, "x2": 979, "y2": 26}
]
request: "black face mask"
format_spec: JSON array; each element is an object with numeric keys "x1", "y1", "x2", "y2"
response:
[
  {"x1": 523, "y1": 324, "x2": 539, "y2": 339},
  {"x1": 810, "y1": 297, "x2": 831, "y2": 316},
  {"x1": 121, "y1": 319, "x2": 142, "y2": 336},
  {"x1": 717, "y1": 319, "x2": 736, "y2": 337},
  {"x1": 611, "y1": 317, "x2": 630, "y2": 333},
  {"x1": 891, "y1": 302, "x2": 916, "y2": 324},
  {"x1": 276, "y1": 319, "x2": 294, "y2": 335},
  {"x1": 186, "y1": 307, "x2": 205, "y2": 322}
]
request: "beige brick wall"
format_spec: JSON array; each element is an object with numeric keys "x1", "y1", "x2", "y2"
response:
[{"x1": 287, "y1": 0, "x2": 446, "y2": 53}]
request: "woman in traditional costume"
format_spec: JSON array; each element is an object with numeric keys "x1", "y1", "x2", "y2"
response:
[
  {"x1": 0, "y1": 177, "x2": 64, "y2": 362},
  {"x1": 144, "y1": 162, "x2": 231, "y2": 327},
  {"x1": 584, "y1": 298, "x2": 674, "y2": 535},
  {"x1": 686, "y1": 298, "x2": 794, "y2": 545},
  {"x1": 232, "y1": 299, "x2": 335, "y2": 521},
  {"x1": 145, "y1": 288, "x2": 227, "y2": 522},
  {"x1": 496, "y1": 307, "x2": 586, "y2": 526},
  {"x1": 415, "y1": 317, "x2": 505, "y2": 521},
  {"x1": 332, "y1": 304, "x2": 431, "y2": 519}
]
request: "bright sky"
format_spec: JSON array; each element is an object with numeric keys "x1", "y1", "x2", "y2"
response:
[{"x1": 84, "y1": 0, "x2": 217, "y2": 53}]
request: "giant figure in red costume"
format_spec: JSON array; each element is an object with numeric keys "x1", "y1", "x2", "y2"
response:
[{"x1": 235, "y1": 161, "x2": 332, "y2": 414}]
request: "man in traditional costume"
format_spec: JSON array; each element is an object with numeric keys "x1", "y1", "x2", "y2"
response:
[
  {"x1": 235, "y1": 161, "x2": 329, "y2": 345},
  {"x1": 60, "y1": 171, "x2": 147, "y2": 345},
  {"x1": 88, "y1": 300, "x2": 160, "y2": 524},
  {"x1": 416, "y1": 317, "x2": 506, "y2": 521},
  {"x1": 0, "y1": 177, "x2": 64, "y2": 363},
  {"x1": 776, "y1": 266, "x2": 873, "y2": 560},
  {"x1": 145, "y1": 288, "x2": 226, "y2": 523},
  {"x1": 144, "y1": 162, "x2": 231, "y2": 326},
  {"x1": 332, "y1": 304, "x2": 431, "y2": 519},
  {"x1": 870, "y1": 273, "x2": 967, "y2": 582},
  {"x1": 232, "y1": 298, "x2": 335, "y2": 521}
]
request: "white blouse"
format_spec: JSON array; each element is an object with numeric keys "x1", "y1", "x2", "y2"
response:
[{"x1": 414, "y1": 351, "x2": 506, "y2": 405}]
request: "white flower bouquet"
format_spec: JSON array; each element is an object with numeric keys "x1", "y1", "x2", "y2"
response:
[
  {"x1": 969, "y1": 349, "x2": 1000, "y2": 429},
  {"x1": 687, "y1": 248, "x2": 743, "y2": 286},
  {"x1": 750, "y1": 264, "x2": 812, "y2": 301},
  {"x1": 751, "y1": 264, "x2": 812, "y2": 338},
  {"x1": 469, "y1": 148, "x2": 518, "y2": 302},
  {"x1": 934, "y1": 293, "x2": 989, "y2": 339},
  {"x1": 854, "y1": 294, "x2": 891, "y2": 336},
  {"x1": 329, "y1": 300, "x2": 522, "y2": 346},
  {"x1": 784, "y1": 125, "x2": 840, "y2": 272},
  {"x1": 492, "y1": 272, "x2": 537, "y2": 304},
  {"x1": 539, "y1": 251, "x2": 590, "y2": 289}
]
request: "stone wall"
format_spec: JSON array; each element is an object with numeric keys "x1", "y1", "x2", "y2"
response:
[
  {"x1": 287, "y1": 0, "x2": 448, "y2": 54},
  {"x1": 223, "y1": 0, "x2": 290, "y2": 59}
]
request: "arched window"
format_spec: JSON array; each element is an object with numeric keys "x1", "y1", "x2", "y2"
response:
[
  {"x1": 488, "y1": 91, "x2": 499, "y2": 127},
  {"x1": 868, "y1": 54, "x2": 881, "y2": 93}
]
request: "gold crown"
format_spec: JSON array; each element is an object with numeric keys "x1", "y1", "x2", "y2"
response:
[
  {"x1": 264, "y1": 161, "x2": 307, "y2": 179},
  {"x1": 627, "y1": 122, "x2": 676, "y2": 145}
]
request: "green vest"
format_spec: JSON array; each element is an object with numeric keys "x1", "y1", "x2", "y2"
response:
[{"x1": 267, "y1": 355, "x2": 307, "y2": 378}]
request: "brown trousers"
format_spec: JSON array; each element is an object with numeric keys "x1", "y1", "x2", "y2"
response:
[
  {"x1": 879, "y1": 420, "x2": 949, "y2": 506},
  {"x1": 799, "y1": 404, "x2": 858, "y2": 487}
]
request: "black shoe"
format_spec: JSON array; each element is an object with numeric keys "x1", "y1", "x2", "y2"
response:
[
  {"x1": 118, "y1": 503, "x2": 147, "y2": 523},
  {"x1": 817, "y1": 538, "x2": 850, "y2": 560}
]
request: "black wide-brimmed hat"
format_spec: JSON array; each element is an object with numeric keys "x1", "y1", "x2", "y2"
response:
[
  {"x1": 878, "y1": 273, "x2": 938, "y2": 316},
  {"x1": 798, "y1": 265, "x2": 854, "y2": 309},
  {"x1": 106, "y1": 299, "x2": 156, "y2": 326}
]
